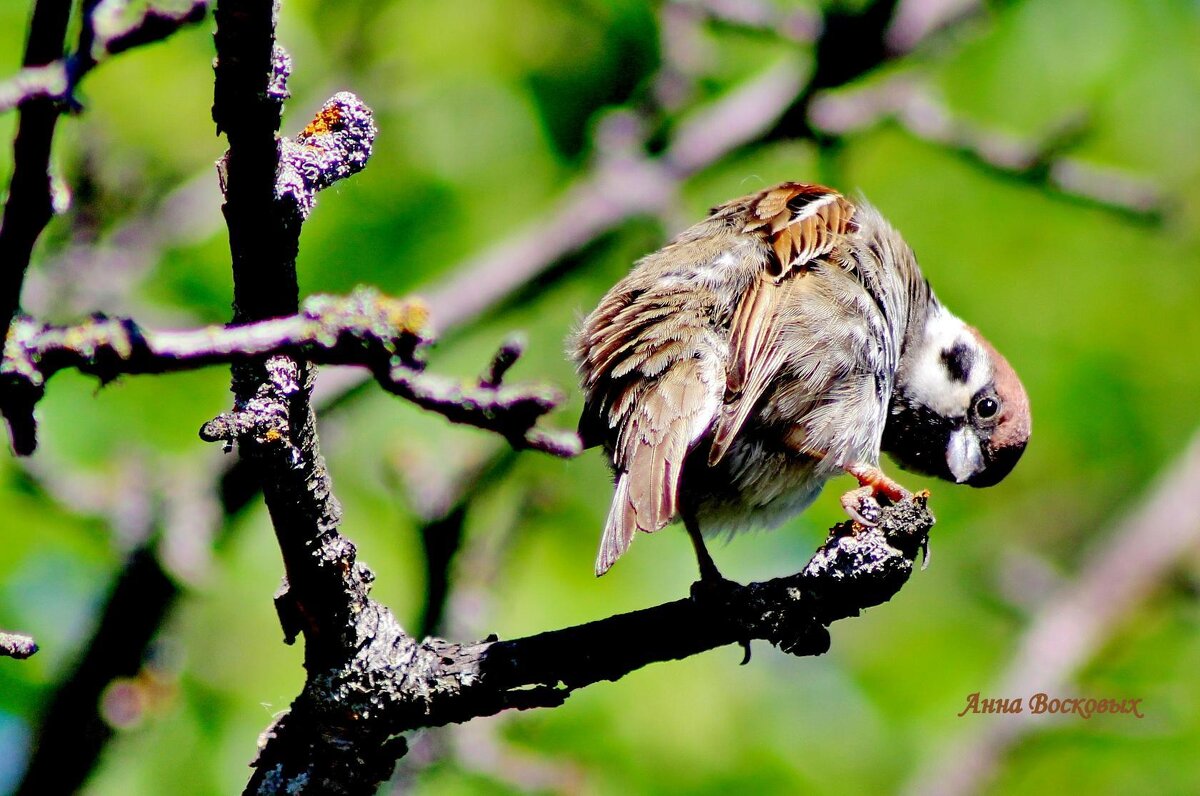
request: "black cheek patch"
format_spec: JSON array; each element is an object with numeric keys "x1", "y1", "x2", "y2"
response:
[
  {"x1": 881, "y1": 395, "x2": 955, "y2": 482},
  {"x1": 940, "y1": 343, "x2": 975, "y2": 384}
]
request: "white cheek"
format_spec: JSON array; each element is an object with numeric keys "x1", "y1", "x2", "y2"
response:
[
  {"x1": 910, "y1": 353, "x2": 973, "y2": 418},
  {"x1": 908, "y1": 308, "x2": 992, "y2": 417}
]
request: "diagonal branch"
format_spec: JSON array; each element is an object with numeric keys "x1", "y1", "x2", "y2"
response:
[
  {"x1": 421, "y1": 56, "x2": 807, "y2": 331},
  {"x1": 808, "y1": 78, "x2": 1164, "y2": 221},
  {"x1": 246, "y1": 495, "x2": 933, "y2": 795}
]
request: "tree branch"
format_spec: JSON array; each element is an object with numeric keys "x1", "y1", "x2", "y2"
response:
[
  {"x1": 0, "y1": 62, "x2": 67, "y2": 116},
  {"x1": 246, "y1": 495, "x2": 933, "y2": 795},
  {"x1": 0, "y1": 288, "x2": 575, "y2": 457},
  {"x1": 0, "y1": 0, "x2": 73, "y2": 343},
  {"x1": 0, "y1": 88, "x2": 381, "y2": 455},
  {"x1": 0, "y1": 0, "x2": 211, "y2": 451},
  {"x1": 3, "y1": 289, "x2": 426, "y2": 383},
  {"x1": 809, "y1": 78, "x2": 1164, "y2": 220},
  {"x1": 421, "y1": 56, "x2": 805, "y2": 332},
  {"x1": 0, "y1": 1, "x2": 209, "y2": 115},
  {"x1": 0, "y1": 631, "x2": 38, "y2": 659}
]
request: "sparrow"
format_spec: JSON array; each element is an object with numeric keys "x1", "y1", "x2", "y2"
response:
[{"x1": 571, "y1": 182, "x2": 1030, "y2": 578}]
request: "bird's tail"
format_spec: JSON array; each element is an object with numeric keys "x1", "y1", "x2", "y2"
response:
[{"x1": 595, "y1": 474, "x2": 638, "y2": 576}]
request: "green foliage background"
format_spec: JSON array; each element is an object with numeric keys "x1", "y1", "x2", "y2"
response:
[{"x1": 1, "y1": 0, "x2": 1199, "y2": 793}]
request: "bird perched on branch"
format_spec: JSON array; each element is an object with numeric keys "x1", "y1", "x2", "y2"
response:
[{"x1": 571, "y1": 182, "x2": 1030, "y2": 578}]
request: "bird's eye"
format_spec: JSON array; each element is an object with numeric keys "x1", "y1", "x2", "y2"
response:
[{"x1": 974, "y1": 396, "x2": 1000, "y2": 420}]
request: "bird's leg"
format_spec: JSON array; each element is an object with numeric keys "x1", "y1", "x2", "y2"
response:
[
  {"x1": 683, "y1": 511, "x2": 752, "y2": 663},
  {"x1": 840, "y1": 463, "x2": 911, "y2": 527},
  {"x1": 683, "y1": 511, "x2": 723, "y2": 584}
]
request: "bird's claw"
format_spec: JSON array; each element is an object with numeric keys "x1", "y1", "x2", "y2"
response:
[
  {"x1": 840, "y1": 464, "x2": 911, "y2": 527},
  {"x1": 840, "y1": 486, "x2": 882, "y2": 527}
]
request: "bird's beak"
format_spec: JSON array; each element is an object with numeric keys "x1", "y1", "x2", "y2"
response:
[
  {"x1": 946, "y1": 427, "x2": 984, "y2": 484},
  {"x1": 965, "y1": 438, "x2": 1027, "y2": 488}
]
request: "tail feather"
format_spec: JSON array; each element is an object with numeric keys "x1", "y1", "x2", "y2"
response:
[
  {"x1": 594, "y1": 357, "x2": 721, "y2": 576},
  {"x1": 596, "y1": 475, "x2": 638, "y2": 576}
]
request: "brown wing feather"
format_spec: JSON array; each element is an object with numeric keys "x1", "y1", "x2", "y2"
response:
[
  {"x1": 574, "y1": 283, "x2": 722, "y2": 575},
  {"x1": 578, "y1": 182, "x2": 857, "y2": 570},
  {"x1": 708, "y1": 184, "x2": 858, "y2": 466},
  {"x1": 708, "y1": 277, "x2": 793, "y2": 465},
  {"x1": 738, "y1": 182, "x2": 856, "y2": 280}
]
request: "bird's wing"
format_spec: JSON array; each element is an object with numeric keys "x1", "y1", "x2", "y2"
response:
[
  {"x1": 708, "y1": 183, "x2": 858, "y2": 466},
  {"x1": 574, "y1": 279, "x2": 724, "y2": 575}
]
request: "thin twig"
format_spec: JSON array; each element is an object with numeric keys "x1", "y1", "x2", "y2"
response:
[
  {"x1": 809, "y1": 78, "x2": 1164, "y2": 220},
  {"x1": 0, "y1": 289, "x2": 575, "y2": 457},
  {"x1": 375, "y1": 366, "x2": 577, "y2": 457},
  {"x1": 0, "y1": 0, "x2": 210, "y2": 446},
  {"x1": 0, "y1": 631, "x2": 38, "y2": 659},
  {"x1": 100, "y1": 1, "x2": 209, "y2": 56}
]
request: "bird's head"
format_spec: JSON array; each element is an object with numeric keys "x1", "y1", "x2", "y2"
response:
[{"x1": 883, "y1": 305, "x2": 1030, "y2": 487}]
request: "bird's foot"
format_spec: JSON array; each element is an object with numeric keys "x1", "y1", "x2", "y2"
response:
[
  {"x1": 840, "y1": 486, "x2": 882, "y2": 526},
  {"x1": 688, "y1": 571, "x2": 740, "y2": 605},
  {"x1": 840, "y1": 464, "x2": 911, "y2": 528},
  {"x1": 689, "y1": 574, "x2": 752, "y2": 665}
]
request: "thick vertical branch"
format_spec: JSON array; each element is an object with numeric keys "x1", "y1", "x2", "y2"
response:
[
  {"x1": 0, "y1": 0, "x2": 71, "y2": 326},
  {"x1": 211, "y1": 0, "x2": 332, "y2": 643},
  {"x1": 210, "y1": 2, "x2": 400, "y2": 791},
  {"x1": 0, "y1": 0, "x2": 73, "y2": 454},
  {"x1": 212, "y1": 0, "x2": 294, "y2": 323}
]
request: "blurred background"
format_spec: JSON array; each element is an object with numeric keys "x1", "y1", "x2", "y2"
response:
[{"x1": 1, "y1": 0, "x2": 1199, "y2": 793}]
